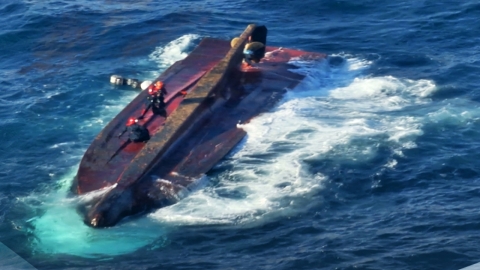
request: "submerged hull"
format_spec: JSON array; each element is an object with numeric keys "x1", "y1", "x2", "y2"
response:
[{"x1": 73, "y1": 24, "x2": 326, "y2": 227}]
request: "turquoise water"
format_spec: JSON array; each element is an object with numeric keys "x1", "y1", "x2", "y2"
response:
[{"x1": 1, "y1": 0, "x2": 480, "y2": 269}]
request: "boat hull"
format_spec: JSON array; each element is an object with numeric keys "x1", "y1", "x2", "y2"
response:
[
  {"x1": 73, "y1": 24, "x2": 326, "y2": 227},
  {"x1": 74, "y1": 37, "x2": 229, "y2": 194}
]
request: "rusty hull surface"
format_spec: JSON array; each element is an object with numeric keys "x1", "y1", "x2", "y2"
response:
[{"x1": 74, "y1": 24, "x2": 326, "y2": 203}]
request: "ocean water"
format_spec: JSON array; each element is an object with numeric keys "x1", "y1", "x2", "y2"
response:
[{"x1": 1, "y1": 0, "x2": 480, "y2": 269}]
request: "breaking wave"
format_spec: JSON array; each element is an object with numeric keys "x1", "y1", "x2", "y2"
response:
[{"x1": 148, "y1": 54, "x2": 436, "y2": 226}]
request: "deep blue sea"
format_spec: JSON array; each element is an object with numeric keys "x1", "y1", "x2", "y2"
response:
[{"x1": 2, "y1": 0, "x2": 480, "y2": 269}]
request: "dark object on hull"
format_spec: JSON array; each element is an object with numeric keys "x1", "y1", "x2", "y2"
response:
[
  {"x1": 118, "y1": 117, "x2": 150, "y2": 143},
  {"x1": 248, "y1": 25, "x2": 268, "y2": 62},
  {"x1": 73, "y1": 24, "x2": 326, "y2": 228}
]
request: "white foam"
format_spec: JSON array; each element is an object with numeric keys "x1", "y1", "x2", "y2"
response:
[
  {"x1": 330, "y1": 76, "x2": 436, "y2": 111},
  {"x1": 149, "y1": 54, "x2": 437, "y2": 226},
  {"x1": 77, "y1": 183, "x2": 117, "y2": 203},
  {"x1": 426, "y1": 99, "x2": 480, "y2": 125},
  {"x1": 148, "y1": 34, "x2": 200, "y2": 76}
]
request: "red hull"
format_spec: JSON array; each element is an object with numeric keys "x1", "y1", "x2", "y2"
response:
[
  {"x1": 75, "y1": 38, "x2": 229, "y2": 194},
  {"x1": 74, "y1": 25, "x2": 326, "y2": 228}
]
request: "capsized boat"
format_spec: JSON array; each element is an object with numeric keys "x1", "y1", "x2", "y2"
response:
[{"x1": 72, "y1": 24, "x2": 326, "y2": 228}]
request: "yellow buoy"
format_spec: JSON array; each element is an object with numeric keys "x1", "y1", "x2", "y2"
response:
[{"x1": 230, "y1": 37, "x2": 241, "y2": 48}]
